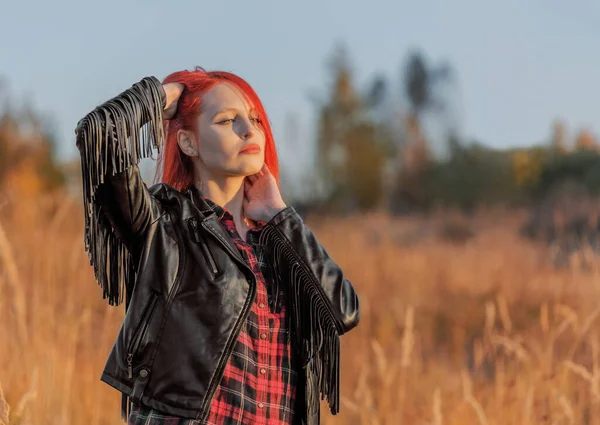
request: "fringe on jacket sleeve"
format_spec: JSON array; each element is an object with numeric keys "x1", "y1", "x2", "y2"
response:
[
  {"x1": 259, "y1": 225, "x2": 343, "y2": 420},
  {"x1": 75, "y1": 76, "x2": 165, "y2": 306}
]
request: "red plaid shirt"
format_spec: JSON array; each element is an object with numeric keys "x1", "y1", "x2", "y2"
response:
[{"x1": 128, "y1": 199, "x2": 297, "y2": 425}]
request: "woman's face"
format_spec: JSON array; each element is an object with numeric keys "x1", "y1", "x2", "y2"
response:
[{"x1": 179, "y1": 82, "x2": 266, "y2": 180}]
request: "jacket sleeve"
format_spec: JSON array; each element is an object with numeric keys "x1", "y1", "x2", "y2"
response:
[
  {"x1": 258, "y1": 206, "x2": 360, "y2": 416},
  {"x1": 261, "y1": 206, "x2": 360, "y2": 334},
  {"x1": 75, "y1": 76, "x2": 166, "y2": 306}
]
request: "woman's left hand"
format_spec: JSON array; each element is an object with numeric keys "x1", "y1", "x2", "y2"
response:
[{"x1": 243, "y1": 164, "x2": 287, "y2": 224}]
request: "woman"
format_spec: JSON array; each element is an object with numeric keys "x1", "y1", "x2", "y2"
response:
[{"x1": 75, "y1": 68, "x2": 360, "y2": 425}]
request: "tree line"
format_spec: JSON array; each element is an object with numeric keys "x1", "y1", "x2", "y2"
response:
[{"x1": 1, "y1": 44, "x2": 599, "y2": 215}]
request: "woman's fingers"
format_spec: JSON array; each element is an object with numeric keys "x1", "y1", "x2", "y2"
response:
[
  {"x1": 261, "y1": 163, "x2": 272, "y2": 176},
  {"x1": 244, "y1": 179, "x2": 254, "y2": 194}
]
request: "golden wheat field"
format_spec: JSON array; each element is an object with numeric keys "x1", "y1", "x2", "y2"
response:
[{"x1": 3, "y1": 195, "x2": 600, "y2": 425}]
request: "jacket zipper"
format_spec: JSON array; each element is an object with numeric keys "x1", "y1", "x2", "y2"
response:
[
  {"x1": 188, "y1": 217, "x2": 220, "y2": 276},
  {"x1": 196, "y1": 221, "x2": 257, "y2": 421},
  {"x1": 126, "y1": 292, "x2": 159, "y2": 378}
]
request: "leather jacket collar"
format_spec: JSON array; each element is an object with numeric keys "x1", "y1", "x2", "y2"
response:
[{"x1": 183, "y1": 185, "x2": 214, "y2": 217}]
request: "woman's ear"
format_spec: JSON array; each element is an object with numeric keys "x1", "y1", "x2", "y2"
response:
[{"x1": 177, "y1": 129, "x2": 198, "y2": 158}]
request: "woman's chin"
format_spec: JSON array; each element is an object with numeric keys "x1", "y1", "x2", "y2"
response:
[
  {"x1": 224, "y1": 165, "x2": 263, "y2": 178},
  {"x1": 236, "y1": 160, "x2": 264, "y2": 176}
]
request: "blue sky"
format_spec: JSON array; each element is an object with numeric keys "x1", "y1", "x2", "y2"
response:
[{"x1": 2, "y1": 0, "x2": 600, "y2": 175}]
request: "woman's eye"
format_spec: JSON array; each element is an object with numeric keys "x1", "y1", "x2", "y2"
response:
[
  {"x1": 250, "y1": 117, "x2": 262, "y2": 124},
  {"x1": 218, "y1": 118, "x2": 234, "y2": 124}
]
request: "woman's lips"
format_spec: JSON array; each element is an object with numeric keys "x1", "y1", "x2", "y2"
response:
[{"x1": 240, "y1": 144, "x2": 261, "y2": 154}]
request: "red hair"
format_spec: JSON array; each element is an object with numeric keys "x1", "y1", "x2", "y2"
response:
[{"x1": 154, "y1": 67, "x2": 280, "y2": 191}]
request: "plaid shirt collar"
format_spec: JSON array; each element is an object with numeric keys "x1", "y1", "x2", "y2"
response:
[{"x1": 202, "y1": 196, "x2": 228, "y2": 220}]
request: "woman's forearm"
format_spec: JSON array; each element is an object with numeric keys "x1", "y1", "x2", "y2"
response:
[{"x1": 76, "y1": 76, "x2": 166, "y2": 306}]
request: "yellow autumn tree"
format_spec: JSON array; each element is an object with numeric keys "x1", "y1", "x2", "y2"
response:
[
  {"x1": 512, "y1": 149, "x2": 543, "y2": 188},
  {"x1": 574, "y1": 129, "x2": 598, "y2": 151},
  {"x1": 0, "y1": 106, "x2": 65, "y2": 199}
]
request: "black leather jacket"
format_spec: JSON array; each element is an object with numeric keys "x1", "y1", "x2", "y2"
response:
[{"x1": 75, "y1": 77, "x2": 360, "y2": 425}]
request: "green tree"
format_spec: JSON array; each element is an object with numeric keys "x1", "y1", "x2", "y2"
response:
[
  {"x1": 550, "y1": 119, "x2": 568, "y2": 154},
  {"x1": 313, "y1": 44, "x2": 391, "y2": 212},
  {"x1": 345, "y1": 122, "x2": 387, "y2": 210},
  {"x1": 392, "y1": 50, "x2": 455, "y2": 211}
]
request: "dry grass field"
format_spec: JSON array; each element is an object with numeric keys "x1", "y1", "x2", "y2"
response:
[{"x1": 2, "y1": 195, "x2": 600, "y2": 424}]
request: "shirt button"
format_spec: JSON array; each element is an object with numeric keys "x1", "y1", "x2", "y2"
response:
[
  {"x1": 260, "y1": 368, "x2": 266, "y2": 374},
  {"x1": 260, "y1": 333, "x2": 267, "y2": 340},
  {"x1": 258, "y1": 402, "x2": 264, "y2": 408},
  {"x1": 258, "y1": 302, "x2": 265, "y2": 308}
]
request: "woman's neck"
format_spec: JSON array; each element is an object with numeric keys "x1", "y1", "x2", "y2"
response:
[
  {"x1": 199, "y1": 176, "x2": 244, "y2": 214},
  {"x1": 195, "y1": 175, "x2": 255, "y2": 238}
]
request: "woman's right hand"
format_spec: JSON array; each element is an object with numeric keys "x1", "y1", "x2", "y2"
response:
[{"x1": 163, "y1": 83, "x2": 185, "y2": 119}]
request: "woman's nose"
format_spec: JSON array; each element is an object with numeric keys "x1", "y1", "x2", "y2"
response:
[{"x1": 241, "y1": 118, "x2": 255, "y2": 139}]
